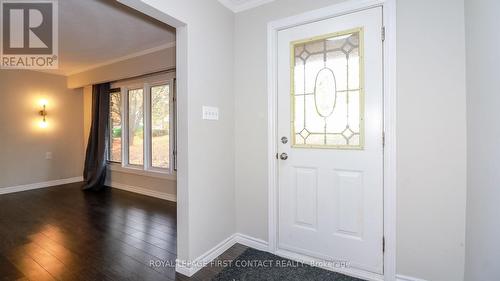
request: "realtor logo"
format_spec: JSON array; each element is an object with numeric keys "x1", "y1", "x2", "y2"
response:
[{"x1": 1, "y1": 0, "x2": 58, "y2": 69}]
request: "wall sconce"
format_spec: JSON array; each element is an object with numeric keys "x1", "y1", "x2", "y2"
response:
[{"x1": 39, "y1": 99, "x2": 48, "y2": 128}]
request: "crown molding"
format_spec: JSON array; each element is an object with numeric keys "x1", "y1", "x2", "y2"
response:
[{"x1": 218, "y1": 0, "x2": 275, "y2": 13}]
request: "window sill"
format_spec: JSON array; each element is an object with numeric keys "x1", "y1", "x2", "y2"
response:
[{"x1": 107, "y1": 164, "x2": 176, "y2": 181}]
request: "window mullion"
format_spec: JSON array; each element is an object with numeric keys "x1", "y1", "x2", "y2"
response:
[
  {"x1": 122, "y1": 87, "x2": 129, "y2": 167},
  {"x1": 108, "y1": 98, "x2": 112, "y2": 162},
  {"x1": 144, "y1": 83, "x2": 152, "y2": 171},
  {"x1": 171, "y1": 79, "x2": 176, "y2": 174}
]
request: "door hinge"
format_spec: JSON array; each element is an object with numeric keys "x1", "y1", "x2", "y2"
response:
[
  {"x1": 382, "y1": 131, "x2": 385, "y2": 147},
  {"x1": 381, "y1": 26, "x2": 386, "y2": 42},
  {"x1": 383, "y1": 236, "x2": 385, "y2": 253},
  {"x1": 173, "y1": 78, "x2": 177, "y2": 102},
  {"x1": 276, "y1": 153, "x2": 279, "y2": 160},
  {"x1": 173, "y1": 149, "x2": 177, "y2": 171}
]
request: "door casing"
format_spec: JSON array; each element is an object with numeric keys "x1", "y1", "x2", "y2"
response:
[{"x1": 266, "y1": 0, "x2": 397, "y2": 280}]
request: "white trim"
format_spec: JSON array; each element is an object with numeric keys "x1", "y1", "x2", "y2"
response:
[
  {"x1": 176, "y1": 233, "x2": 238, "y2": 277},
  {"x1": 175, "y1": 233, "x2": 268, "y2": 277},
  {"x1": 0, "y1": 177, "x2": 83, "y2": 195},
  {"x1": 266, "y1": 0, "x2": 397, "y2": 281},
  {"x1": 266, "y1": 6, "x2": 279, "y2": 255},
  {"x1": 396, "y1": 275, "x2": 429, "y2": 281},
  {"x1": 144, "y1": 81, "x2": 153, "y2": 170},
  {"x1": 115, "y1": 1, "x2": 189, "y2": 279},
  {"x1": 381, "y1": 0, "x2": 397, "y2": 280},
  {"x1": 267, "y1": 0, "x2": 385, "y2": 31},
  {"x1": 111, "y1": 166, "x2": 174, "y2": 180},
  {"x1": 106, "y1": 181, "x2": 177, "y2": 202},
  {"x1": 67, "y1": 41, "x2": 176, "y2": 76},
  {"x1": 174, "y1": 262, "x2": 193, "y2": 277},
  {"x1": 217, "y1": 0, "x2": 275, "y2": 13},
  {"x1": 234, "y1": 233, "x2": 269, "y2": 252}
]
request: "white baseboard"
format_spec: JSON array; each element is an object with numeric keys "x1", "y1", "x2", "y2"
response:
[
  {"x1": 396, "y1": 274, "x2": 429, "y2": 281},
  {"x1": 106, "y1": 181, "x2": 177, "y2": 202},
  {"x1": 234, "y1": 233, "x2": 269, "y2": 251},
  {"x1": 175, "y1": 233, "x2": 269, "y2": 277},
  {"x1": 176, "y1": 233, "x2": 238, "y2": 277},
  {"x1": 0, "y1": 176, "x2": 83, "y2": 195}
]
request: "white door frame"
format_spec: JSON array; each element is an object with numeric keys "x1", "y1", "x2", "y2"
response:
[
  {"x1": 266, "y1": 0, "x2": 397, "y2": 280},
  {"x1": 116, "y1": 0, "x2": 191, "y2": 267}
]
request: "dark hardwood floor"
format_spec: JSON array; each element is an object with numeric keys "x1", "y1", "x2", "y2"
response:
[{"x1": 0, "y1": 183, "x2": 247, "y2": 281}]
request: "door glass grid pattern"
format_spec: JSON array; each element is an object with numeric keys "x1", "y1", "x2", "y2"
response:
[{"x1": 292, "y1": 29, "x2": 364, "y2": 149}]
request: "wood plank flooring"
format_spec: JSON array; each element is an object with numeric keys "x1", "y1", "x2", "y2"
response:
[{"x1": 0, "y1": 183, "x2": 247, "y2": 281}]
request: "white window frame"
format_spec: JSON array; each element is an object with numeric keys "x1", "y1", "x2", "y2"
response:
[{"x1": 108, "y1": 72, "x2": 176, "y2": 179}]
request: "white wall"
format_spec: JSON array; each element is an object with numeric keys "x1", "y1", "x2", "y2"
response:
[
  {"x1": 0, "y1": 70, "x2": 84, "y2": 188},
  {"x1": 119, "y1": 0, "x2": 236, "y2": 264},
  {"x1": 464, "y1": 0, "x2": 500, "y2": 280},
  {"x1": 397, "y1": 1, "x2": 467, "y2": 280},
  {"x1": 234, "y1": 1, "x2": 467, "y2": 280}
]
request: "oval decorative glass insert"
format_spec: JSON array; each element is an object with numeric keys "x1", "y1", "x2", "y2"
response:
[
  {"x1": 292, "y1": 30, "x2": 363, "y2": 148},
  {"x1": 314, "y1": 67, "x2": 337, "y2": 118}
]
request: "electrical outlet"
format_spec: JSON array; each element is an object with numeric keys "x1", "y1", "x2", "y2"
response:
[
  {"x1": 45, "y1": 152, "x2": 53, "y2": 160},
  {"x1": 202, "y1": 106, "x2": 219, "y2": 121}
]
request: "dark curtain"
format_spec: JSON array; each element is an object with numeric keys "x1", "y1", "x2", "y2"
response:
[{"x1": 82, "y1": 83, "x2": 110, "y2": 191}]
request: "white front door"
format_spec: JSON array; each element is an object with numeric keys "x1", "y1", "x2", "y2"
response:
[{"x1": 277, "y1": 7, "x2": 384, "y2": 274}]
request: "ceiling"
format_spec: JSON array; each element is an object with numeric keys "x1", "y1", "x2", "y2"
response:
[
  {"x1": 51, "y1": 0, "x2": 175, "y2": 76},
  {"x1": 217, "y1": 0, "x2": 275, "y2": 13}
]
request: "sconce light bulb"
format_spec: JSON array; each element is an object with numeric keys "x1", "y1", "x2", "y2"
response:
[
  {"x1": 38, "y1": 99, "x2": 48, "y2": 129},
  {"x1": 39, "y1": 120, "x2": 48, "y2": 129}
]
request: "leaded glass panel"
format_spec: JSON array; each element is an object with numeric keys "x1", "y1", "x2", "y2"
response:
[{"x1": 291, "y1": 29, "x2": 364, "y2": 149}]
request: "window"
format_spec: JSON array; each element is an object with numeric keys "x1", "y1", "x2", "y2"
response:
[
  {"x1": 128, "y1": 88, "x2": 144, "y2": 166},
  {"x1": 151, "y1": 85, "x2": 170, "y2": 169},
  {"x1": 291, "y1": 29, "x2": 364, "y2": 149},
  {"x1": 108, "y1": 73, "x2": 176, "y2": 175},
  {"x1": 109, "y1": 90, "x2": 122, "y2": 163}
]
